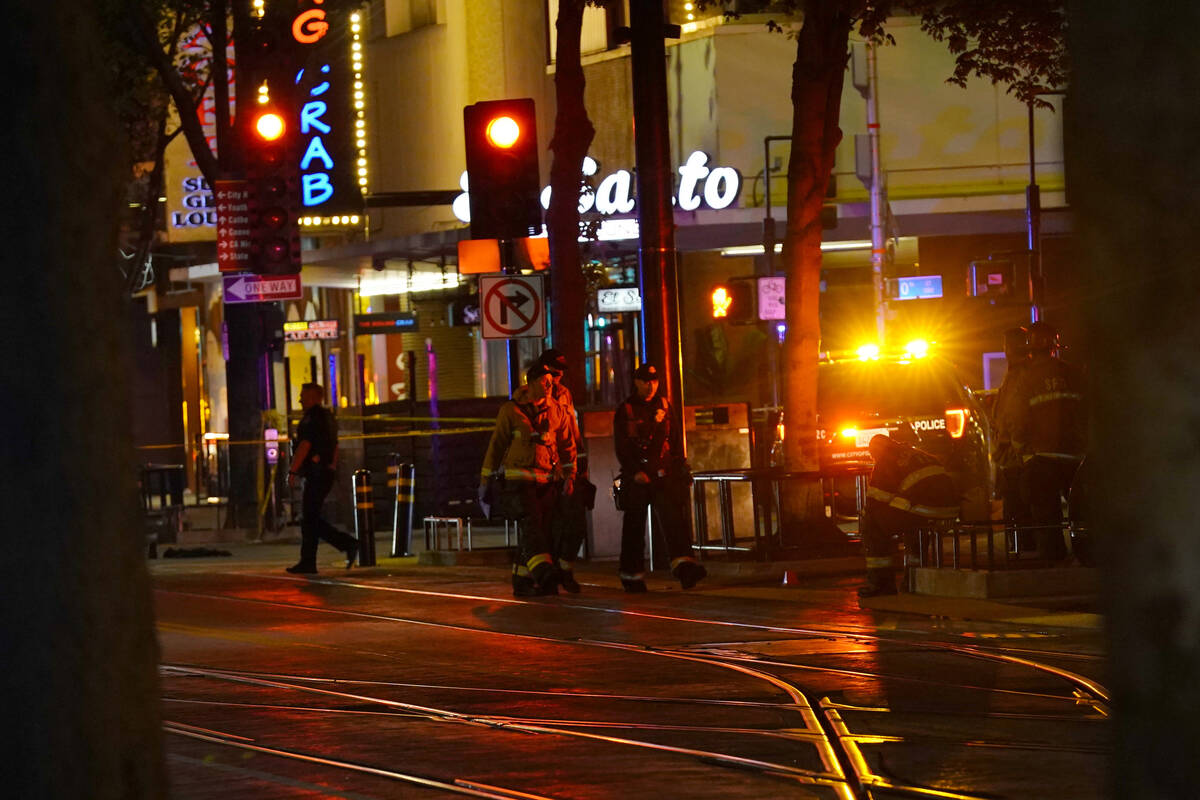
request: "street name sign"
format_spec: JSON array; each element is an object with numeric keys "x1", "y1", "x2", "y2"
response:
[
  {"x1": 223, "y1": 273, "x2": 303, "y2": 304},
  {"x1": 480, "y1": 274, "x2": 546, "y2": 339},
  {"x1": 597, "y1": 286, "x2": 642, "y2": 312},
  {"x1": 215, "y1": 179, "x2": 253, "y2": 272}
]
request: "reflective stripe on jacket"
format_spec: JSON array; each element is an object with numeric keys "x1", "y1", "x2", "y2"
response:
[
  {"x1": 481, "y1": 388, "x2": 576, "y2": 484},
  {"x1": 1010, "y1": 355, "x2": 1086, "y2": 461},
  {"x1": 866, "y1": 435, "x2": 959, "y2": 520}
]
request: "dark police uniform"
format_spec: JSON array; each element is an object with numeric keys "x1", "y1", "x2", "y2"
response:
[
  {"x1": 613, "y1": 384, "x2": 704, "y2": 590},
  {"x1": 293, "y1": 404, "x2": 357, "y2": 570},
  {"x1": 860, "y1": 434, "x2": 959, "y2": 596}
]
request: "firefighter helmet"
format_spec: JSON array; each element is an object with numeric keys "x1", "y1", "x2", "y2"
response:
[{"x1": 1026, "y1": 321, "x2": 1060, "y2": 353}]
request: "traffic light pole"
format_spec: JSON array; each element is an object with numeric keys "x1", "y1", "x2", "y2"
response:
[
  {"x1": 500, "y1": 238, "x2": 522, "y2": 394},
  {"x1": 630, "y1": 0, "x2": 685, "y2": 452}
]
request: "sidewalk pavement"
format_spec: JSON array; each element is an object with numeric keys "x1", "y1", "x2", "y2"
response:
[{"x1": 150, "y1": 526, "x2": 1103, "y2": 632}]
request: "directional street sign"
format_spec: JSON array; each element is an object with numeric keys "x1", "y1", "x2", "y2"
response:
[
  {"x1": 214, "y1": 179, "x2": 253, "y2": 273},
  {"x1": 223, "y1": 273, "x2": 303, "y2": 305},
  {"x1": 480, "y1": 274, "x2": 545, "y2": 339}
]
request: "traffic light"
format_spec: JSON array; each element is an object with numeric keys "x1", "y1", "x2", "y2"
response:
[
  {"x1": 241, "y1": 6, "x2": 301, "y2": 275},
  {"x1": 463, "y1": 98, "x2": 542, "y2": 240},
  {"x1": 710, "y1": 277, "x2": 756, "y2": 323},
  {"x1": 246, "y1": 102, "x2": 301, "y2": 274}
]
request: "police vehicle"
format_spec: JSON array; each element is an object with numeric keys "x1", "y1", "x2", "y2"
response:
[{"x1": 817, "y1": 341, "x2": 993, "y2": 521}]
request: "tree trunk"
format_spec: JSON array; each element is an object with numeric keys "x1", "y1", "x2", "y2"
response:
[
  {"x1": 779, "y1": 1, "x2": 851, "y2": 547},
  {"x1": 1069, "y1": 4, "x2": 1200, "y2": 797},
  {"x1": 1, "y1": 0, "x2": 166, "y2": 794},
  {"x1": 547, "y1": 0, "x2": 595, "y2": 404}
]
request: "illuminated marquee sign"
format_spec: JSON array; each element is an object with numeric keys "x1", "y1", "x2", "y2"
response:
[
  {"x1": 452, "y1": 152, "x2": 742, "y2": 225},
  {"x1": 283, "y1": 319, "x2": 340, "y2": 341},
  {"x1": 289, "y1": 1, "x2": 366, "y2": 226}
]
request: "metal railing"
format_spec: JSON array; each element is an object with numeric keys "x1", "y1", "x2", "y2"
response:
[{"x1": 690, "y1": 466, "x2": 871, "y2": 557}]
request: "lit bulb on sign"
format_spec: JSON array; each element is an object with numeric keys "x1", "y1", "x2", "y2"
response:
[
  {"x1": 255, "y1": 112, "x2": 285, "y2": 141},
  {"x1": 486, "y1": 116, "x2": 520, "y2": 148}
]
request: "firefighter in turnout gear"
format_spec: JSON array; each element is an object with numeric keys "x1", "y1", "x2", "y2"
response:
[
  {"x1": 480, "y1": 364, "x2": 577, "y2": 596},
  {"x1": 860, "y1": 427, "x2": 960, "y2": 597},
  {"x1": 1008, "y1": 321, "x2": 1086, "y2": 562},
  {"x1": 991, "y1": 327, "x2": 1033, "y2": 551},
  {"x1": 613, "y1": 363, "x2": 706, "y2": 592},
  {"x1": 538, "y1": 349, "x2": 591, "y2": 594}
]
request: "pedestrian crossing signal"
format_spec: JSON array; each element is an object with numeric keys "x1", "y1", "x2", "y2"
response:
[{"x1": 710, "y1": 278, "x2": 756, "y2": 324}]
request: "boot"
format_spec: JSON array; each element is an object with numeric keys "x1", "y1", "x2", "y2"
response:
[
  {"x1": 558, "y1": 569, "x2": 581, "y2": 594},
  {"x1": 512, "y1": 573, "x2": 537, "y2": 597},
  {"x1": 673, "y1": 560, "x2": 707, "y2": 590},
  {"x1": 530, "y1": 562, "x2": 559, "y2": 596}
]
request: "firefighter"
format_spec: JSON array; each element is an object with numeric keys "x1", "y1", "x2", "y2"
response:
[
  {"x1": 480, "y1": 364, "x2": 577, "y2": 596},
  {"x1": 1009, "y1": 321, "x2": 1086, "y2": 562},
  {"x1": 538, "y1": 349, "x2": 591, "y2": 593},
  {"x1": 991, "y1": 327, "x2": 1033, "y2": 551},
  {"x1": 860, "y1": 428, "x2": 960, "y2": 597},
  {"x1": 613, "y1": 363, "x2": 706, "y2": 592}
]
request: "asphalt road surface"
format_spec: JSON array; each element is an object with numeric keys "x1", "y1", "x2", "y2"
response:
[{"x1": 154, "y1": 550, "x2": 1109, "y2": 799}]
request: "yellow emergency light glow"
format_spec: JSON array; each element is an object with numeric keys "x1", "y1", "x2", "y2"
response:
[
  {"x1": 711, "y1": 286, "x2": 732, "y2": 318},
  {"x1": 856, "y1": 343, "x2": 880, "y2": 361},
  {"x1": 904, "y1": 339, "x2": 931, "y2": 359},
  {"x1": 255, "y1": 111, "x2": 286, "y2": 141},
  {"x1": 485, "y1": 115, "x2": 521, "y2": 148},
  {"x1": 840, "y1": 427, "x2": 858, "y2": 439},
  {"x1": 945, "y1": 408, "x2": 968, "y2": 438}
]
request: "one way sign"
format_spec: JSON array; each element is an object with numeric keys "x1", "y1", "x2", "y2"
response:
[
  {"x1": 223, "y1": 273, "x2": 303, "y2": 305},
  {"x1": 480, "y1": 274, "x2": 546, "y2": 339}
]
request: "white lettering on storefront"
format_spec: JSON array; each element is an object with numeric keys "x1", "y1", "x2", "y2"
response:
[{"x1": 453, "y1": 150, "x2": 742, "y2": 224}]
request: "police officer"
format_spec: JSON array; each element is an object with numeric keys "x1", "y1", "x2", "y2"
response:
[
  {"x1": 1008, "y1": 321, "x2": 1085, "y2": 562},
  {"x1": 613, "y1": 363, "x2": 706, "y2": 592},
  {"x1": 860, "y1": 427, "x2": 959, "y2": 597},
  {"x1": 538, "y1": 349, "x2": 589, "y2": 593},
  {"x1": 991, "y1": 327, "x2": 1033, "y2": 551},
  {"x1": 480, "y1": 364, "x2": 577, "y2": 596},
  {"x1": 286, "y1": 383, "x2": 358, "y2": 574}
]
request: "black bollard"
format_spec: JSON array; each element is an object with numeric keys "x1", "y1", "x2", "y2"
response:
[
  {"x1": 353, "y1": 469, "x2": 376, "y2": 566},
  {"x1": 388, "y1": 455, "x2": 416, "y2": 557}
]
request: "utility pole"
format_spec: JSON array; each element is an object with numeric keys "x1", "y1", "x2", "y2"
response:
[
  {"x1": 866, "y1": 41, "x2": 887, "y2": 345},
  {"x1": 629, "y1": 0, "x2": 684, "y2": 447}
]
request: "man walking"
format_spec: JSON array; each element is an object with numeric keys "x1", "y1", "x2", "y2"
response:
[
  {"x1": 613, "y1": 363, "x2": 705, "y2": 592},
  {"x1": 286, "y1": 383, "x2": 358, "y2": 574}
]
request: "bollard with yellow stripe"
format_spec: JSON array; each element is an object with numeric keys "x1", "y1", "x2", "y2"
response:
[
  {"x1": 388, "y1": 455, "x2": 417, "y2": 557},
  {"x1": 352, "y1": 469, "x2": 377, "y2": 567}
]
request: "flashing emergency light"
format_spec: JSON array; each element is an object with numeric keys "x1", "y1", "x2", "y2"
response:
[
  {"x1": 254, "y1": 111, "x2": 286, "y2": 141},
  {"x1": 840, "y1": 427, "x2": 858, "y2": 439},
  {"x1": 945, "y1": 408, "x2": 968, "y2": 439},
  {"x1": 485, "y1": 116, "x2": 521, "y2": 148},
  {"x1": 711, "y1": 286, "x2": 732, "y2": 318},
  {"x1": 856, "y1": 343, "x2": 881, "y2": 361},
  {"x1": 904, "y1": 339, "x2": 931, "y2": 359}
]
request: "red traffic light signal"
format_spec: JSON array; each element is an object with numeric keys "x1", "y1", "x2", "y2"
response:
[
  {"x1": 710, "y1": 278, "x2": 756, "y2": 323},
  {"x1": 463, "y1": 98, "x2": 542, "y2": 241},
  {"x1": 245, "y1": 105, "x2": 301, "y2": 275},
  {"x1": 254, "y1": 110, "x2": 286, "y2": 141}
]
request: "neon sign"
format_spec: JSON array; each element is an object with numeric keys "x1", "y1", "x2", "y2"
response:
[
  {"x1": 288, "y1": 2, "x2": 365, "y2": 222},
  {"x1": 452, "y1": 152, "x2": 742, "y2": 224}
]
